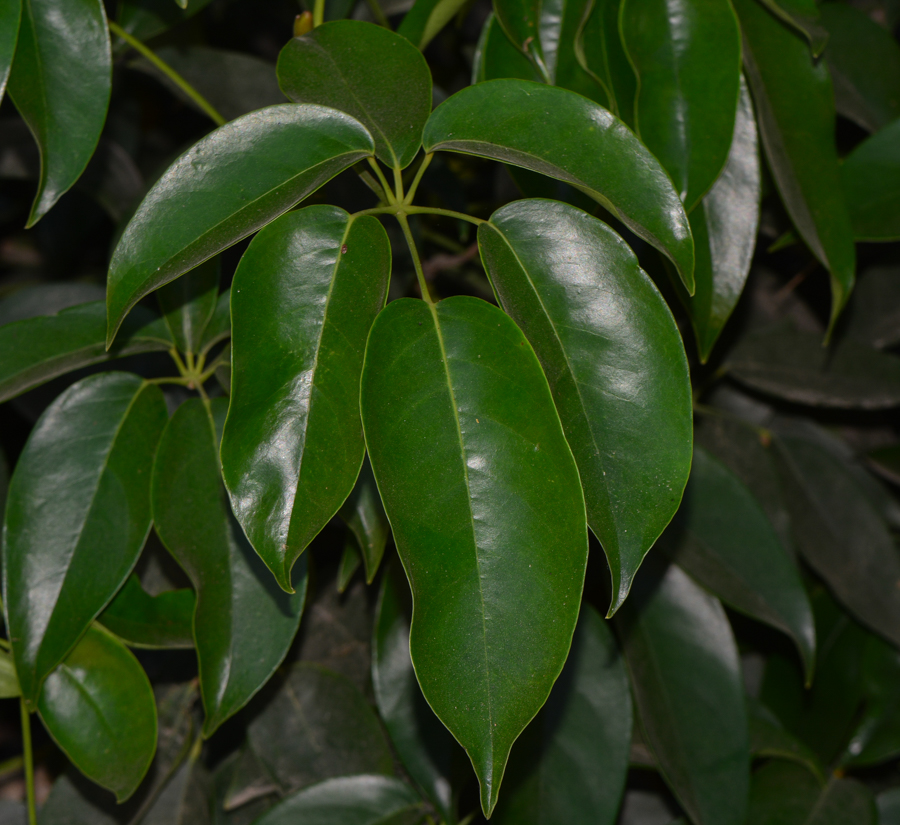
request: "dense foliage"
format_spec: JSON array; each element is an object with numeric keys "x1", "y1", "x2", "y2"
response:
[{"x1": 0, "y1": 0, "x2": 899, "y2": 822}]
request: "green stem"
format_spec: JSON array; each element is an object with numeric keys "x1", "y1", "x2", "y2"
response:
[
  {"x1": 20, "y1": 699, "x2": 35, "y2": 825},
  {"x1": 397, "y1": 213, "x2": 433, "y2": 305},
  {"x1": 108, "y1": 21, "x2": 227, "y2": 128},
  {"x1": 365, "y1": 0, "x2": 391, "y2": 27},
  {"x1": 354, "y1": 205, "x2": 485, "y2": 225},
  {"x1": 358, "y1": 168, "x2": 390, "y2": 202},
  {"x1": 313, "y1": 0, "x2": 325, "y2": 27},
  {"x1": 168, "y1": 346, "x2": 190, "y2": 378},
  {"x1": 368, "y1": 159, "x2": 397, "y2": 205},
  {"x1": 403, "y1": 153, "x2": 433, "y2": 204},
  {"x1": 393, "y1": 165, "x2": 406, "y2": 203}
]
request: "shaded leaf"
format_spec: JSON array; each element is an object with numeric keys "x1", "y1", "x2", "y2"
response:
[
  {"x1": 878, "y1": 789, "x2": 900, "y2": 825},
  {"x1": 423, "y1": 79, "x2": 695, "y2": 292},
  {"x1": 337, "y1": 539, "x2": 362, "y2": 594},
  {"x1": 753, "y1": 0, "x2": 828, "y2": 58},
  {"x1": 0, "y1": 650, "x2": 19, "y2": 698},
  {"x1": 399, "y1": 0, "x2": 470, "y2": 51},
  {"x1": 117, "y1": 0, "x2": 214, "y2": 42},
  {"x1": 106, "y1": 104, "x2": 374, "y2": 344},
  {"x1": 472, "y1": 13, "x2": 541, "y2": 85},
  {"x1": 200, "y1": 288, "x2": 231, "y2": 353},
  {"x1": 7, "y1": 0, "x2": 111, "y2": 225},
  {"x1": 38, "y1": 772, "x2": 123, "y2": 825},
  {"x1": 98, "y1": 574, "x2": 195, "y2": 650},
  {"x1": 0, "y1": 282, "x2": 105, "y2": 326},
  {"x1": 0, "y1": 0, "x2": 21, "y2": 103},
  {"x1": 747, "y1": 697, "x2": 825, "y2": 781},
  {"x1": 361, "y1": 295, "x2": 588, "y2": 816},
  {"x1": 339, "y1": 456, "x2": 390, "y2": 583},
  {"x1": 140, "y1": 742, "x2": 212, "y2": 825},
  {"x1": 868, "y1": 444, "x2": 900, "y2": 487},
  {"x1": 3, "y1": 372, "x2": 167, "y2": 704},
  {"x1": 577, "y1": 0, "x2": 636, "y2": 124},
  {"x1": 157, "y1": 258, "x2": 219, "y2": 357},
  {"x1": 842, "y1": 116, "x2": 900, "y2": 243},
  {"x1": 841, "y1": 265, "x2": 900, "y2": 350},
  {"x1": 479, "y1": 199, "x2": 691, "y2": 611}
]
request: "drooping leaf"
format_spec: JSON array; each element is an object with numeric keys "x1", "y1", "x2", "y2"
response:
[
  {"x1": 277, "y1": 21, "x2": 431, "y2": 169},
  {"x1": 619, "y1": 0, "x2": 741, "y2": 210},
  {"x1": 250, "y1": 776, "x2": 424, "y2": 825},
  {"x1": 492, "y1": 603, "x2": 631, "y2": 825},
  {"x1": 221, "y1": 206, "x2": 390, "y2": 592},
  {"x1": 472, "y1": 13, "x2": 542, "y2": 84},
  {"x1": 338, "y1": 456, "x2": 390, "y2": 583},
  {"x1": 117, "y1": 0, "x2": 214, "y2": 42},
  {"x1": 746, "y1": 761, "x2": 876, "y2": 825},
  {"x1": 841, "y1": 265, "x2": 900, "y2": 350},
  {"x1": 106, "y1": 104, "x2": 375, "y2": 344},
  {"x1": 7, "y1": 0, "x2": 111, "y2": 225},
  {"x1": 753, "y1": 0, "x2": 828, "y2": 58},
  {"x1": 399, "y1": 0, "x2": 470, "y2": 51},
  {"x1": 37, "y1": 624, "x2": 157, "y2": 801},
  {"x1": 842, "y1": 116, "x2": 900, "y2": 243},
  {"x1": 577, "y1": 0, "x2": 636, "y2": 124},
  {"x1": 152, "y1": 398, "x2": 307, "y2": 736},
  {"x1": 664, "y1": 447, "x2": 815, "y2": 680},
  {"x1": 0, "y1": 0, "x2": 20, "y2": 103},
  {"x1": 98, "y1": 574, "x2": 195, "y2": 649},
  {"x1": 820, "y1": 3, "x2": 900, "y2": 133},
  {"x1": 3, "y1": 372, "x2": 168, "y2": 705},
  {"x1": 156, "y1": 258, "x2": 220, "y2": 357},
  {"x1": 373, "y1": 564, "x2": 460, "y2": 823},
  {"x1": 616, "y1": 559, "x2": 749, "y2": 825},
  {"x1": 361, "y1": 295, "x2": 588, "y2": 816},
  {"x1": 479, "y1": 199, "x2": 691, "y2": 611},
  {"x1": 423, "y1": 79, "x2": 695, "y2": 292},
  {"x1": 337, "y1": 538, "x2": 362, "y2": 594},
  {"x1": 747, "y1": 697, "x2": 825, "y2": 781},
  {"x1": 677, "y1": 76, "x2": 760, "y2": 362},
  {"x1": 246, "y1": 663, "x2": 394, "y2": 795},
  {"x1": 733, "y1": 0, "x2": 855, "y2": 330}
]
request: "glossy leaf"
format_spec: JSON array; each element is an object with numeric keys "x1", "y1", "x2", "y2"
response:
[
  {"x1": 726, "y1": 325, "x2": 900, "y2": 409},
  {"x1": 221, "y1": 206, "x2": 390, "y2": 592},
  {"x1": 479, "y1": 199, "x2": 691, "y2": 611},
  {"x1": 361, "y1": 295, "x2": 588, "y2": 816},
  {"x1": 7, "y1": 0, "x2": 111, "y2": 225},
  {"x1": 277, "y1": 21, "x2": 431, "y2": 169},
  {"x1": 423, "y1": 79, "x2": 695, "y2": 292},
  {"x1": 616, "y1": 559, "x2": 749, "y2": 825},
  {"x1": 37, "y1": 624, "x2": 157, "y2": 801},
  {"x1": 0, "y1": 301, "x2": 172, "y2": 404},
  {"x1": 753, "y1": 0, "x2": 828, "y2": 58},
  {"x1": 620, "y1": 0, "x2": 741, "y2": 210},
  {"x1": 399, "y1": 0, "x2": 469, "y2": 51},
  {"x1": 747, "y1": 697, "x2": 825, "y2": 781},
  {"x1": 98, "y1": 574, "x2": 195, "y2": 650},
  {"x1": 577, "y1": 0, "x2": 636, "y2": 124},
  {"x1": 3, "y1": 372, "x2": 167, "y2": 705},
  {"x1": 373, "y1": 565, "x2": 459, "y2": 823},
  {"x1": 106, "y1": 104, "x2": 374, "y2": 344},
  {"x1": 339, "y1": 456, "x2": 390, "y2": 583},
  {"x1": 492, "y1": 604, "x2": 631, "y2": 825},
  {"x1": 0, "y1": 0, "x2": 20, "y2": 103},
  {"x1": 842, "y1": 117, "x2": 900, "y2": 243},
  {"x1": 251, "y1": 776, "x2": 424, "y2": 825},
  {"x1": 664, "y1": 447, "x2": 814, "y2": 680},
  {"x1": 746, "y1": 762, "x2": 875, "y2": 825},
  {"x1": 247, "y1": 663, "x2": 394, "y2": 794},
  {"x1": 678, "y1": 76, "x2": 760, "y2": 362},
  {"x1": 733, "y1": 0, "x2": 855, "y2": 330},
  {"x1": 472, "y1": 13, "x2": 541, "y2": 85},
  {"x1": 491, "y1": 0, "x2": 551, "y2": 76},
  {"x1": 820, "y1": 3, "x2": 900, "y2": 133},
  {"x1": 157, "y1": 258, "x2": 220, "y2": 356},
  {"x1": 152, "y1": 398, "x2": 307, "y2": 736}
]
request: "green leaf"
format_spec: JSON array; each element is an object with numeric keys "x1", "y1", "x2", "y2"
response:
[
  {"x1": 106, "y1": 104, "x2": 375, "y2": 344},
  {"x1": 277, "y1": 21, "x2": 431, "y2": 170},
  {"x1": 492, "y1": 604, "x2": 632, "y2": 825},
  {"x1": 479, "y1": 199, "x2": 691, "y2": 611},
  {"x1": 98, "y1": 574, "x2": 195, "y2": 650},
  {"x1": 472, "y1": 13, "x2": 542, "y2": 85},
  {"x1": 774, "y1": 435, "x2": 900, "y2": 649},
  {"x1": 339, "y1": 456, "x2": 390, "y2": 583},
  {"x1": 619, "y1": 0, "x2": 741, "y2": 210},
  {"x1": 842, "y1": 117, "x2": 900, "y2": 243},
  {"x1": 361, "y1": 295, "x2": 588, "y2": 817},
  {"x1": 820, "y1": 3, "x2": 900, "y2": 133},
  {"x1": 746, "y1": 762, "x2": 876, "y2": 825},
  {"x1": 157, "y1": 258, "x2": 220, "y2": 357},
  {"x1": 0, "y1": 300, "x2": 172, "y2": 404},
  {"x1": 140, "y1": 743, "x2": 211, "y2": 825},
  {"x1": 3, "y1": 372, "x2": 168, "y2": 705},
  {"x1": 250, "y1": 776, "x2": 424, "y2": 825},
  {"x1": 0, "y1": 0, "x2": 20, "y2": 103},
  {"x1": 491, "y1": 0, "x2": 553, "y2": 77},
  {"x1": 616, "y1": 559, "x2": 749, "y2": 825},
  {"x1": 577, "y1": 0, "x2": 636, "y2": 124},
  {"x1": 733, "y1": 0, "x2": 855, "y2": 331},
  {"x1": 37, "y1": 624, "x2": 157, "y2": 801},
  {"x1": 337, "y1": 538, "x2": 362, "y2": 594},
  {"x1": 726, "y1": 325, "x2": 900, "y2": 409},
  {"x1": 399, "y1": 0, "x2": 470, "y2": 51},
  {"x1": 220, "y1": 206, "x2": 390, "y2": 592},
  {"x1": 747, "y1": 697, "x2": 825, "y2": 781},
  {"x1": 7, "y1": 0, "x2": 112, "y2": 226},
  {"x1": 664, "y1": 447, "x2": 815, "y2": 681},
  {"x1": 373, "y1": 564, "x2": 460, "y2": 823},
  {"x1": 753, "y1": 0, "x2": 829, "y2": 58},
  {"x1": 246, "y1": 663, "x2": 395, "y2": 794},
  {"x1": 677, "y1": 76, "x2": 760, "y2": 362},
  {"x1": 423, "y1": 79, "x2": 695, "y2": 292},
  {"x1": 152, "y1": 398, "x2": 306, "y2": 736},
  {"x1": 0, "y1": 650, "x2": 20, "y2": 699},
  {"x1": 200, "y1": 287, "x2": 231, "y2": 352},
  {"x1": 841, "y1": 266, "x2": 900, "y2": 350},
  {"x1": 117, "y1": 0, "x2": 214, "y2": 43}
]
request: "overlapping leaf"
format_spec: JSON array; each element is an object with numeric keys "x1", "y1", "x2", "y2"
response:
[
  {"x1": 754, "y1": 0, "x2": 828, "y2": 57},
  {"x1": 842, "y1": 117, "x2": 900, "y2": 243},
  {"x1": 577, "y1": 0, "x2": 636, "y2": 124},
  {"x1": 221, "y1": 206, "x2": 390, "y2": 591},
  {"x1": 361, "y1": 295, "x2": 588, "y2": 816},
  {"x1": 747, "y1": 697, "x2": 825, "y2": 781},
  {"x1": 156, "y1": 258, "x2": 219, "y2": 357},
  {"x1": 98, "y1": 574, "x2": 195, "y2": 650},
  {"x1": 399, "y1": 0, "x2": 470, "y2": 51},
  {"x1": 472, "y1": 13, "x2": 542, "y2": 84},
  {"x1": 117, "y1": 0, "x2": 213, "y2": 42},
  {"x1": 0, "y1": 0, "x2": 20, "y2": 103},
  {"x1": 2, "y1": 372, "x2": 167, "y2": 704},
  {"x1": 479, "y1": 199, "x2": 691, "y2": 611},
  {"x1": 106, "y1": 104, "x2": 375, "y2": 343},
  {"x1": 339, "y1": 456, "x2": 390, "y2": 583}
]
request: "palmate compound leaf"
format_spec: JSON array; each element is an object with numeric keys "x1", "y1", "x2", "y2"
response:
[
  {"x1": 106, "y1": 104, "x2": 375, "y2": 345},
  {"x1": 2, "y1": 372, "x2": 168, "y2": 706},
  {"x1": 422, "y1": 79, "x2": 695, "y2": 293},
  {"x1": 152, "y1": 398, "x2": 307, "y2": 736},
  {"x1": 361, "y1": 295, "x2": 588, "y2": 817},
  {"x1": 478, "y1": 199, "x2": 692, "y2": 612},
  {"x1": 220, "y1": 206, "x2": 390, "y2": 592}
]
